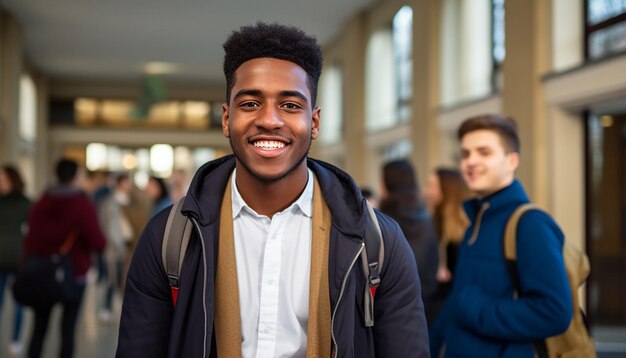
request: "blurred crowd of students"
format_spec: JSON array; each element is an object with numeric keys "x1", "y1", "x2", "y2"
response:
[
  {"x1": 362, "y1": 160, "x2": 472, "y2": 328},
  {"x1": 0, "y1": 159, "x2": 189, "y2": 358}
]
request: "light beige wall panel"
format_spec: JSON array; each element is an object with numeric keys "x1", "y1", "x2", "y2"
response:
[
  {"x1": 335, "y1": 14, "x2": 368, "y2": 183},
  {"x1": 0, "y1": 12, "x2": 22, "y2": 164},
  {"x1": 49, "y1": 79, "x2": 226, "y2": 101},
  {"x1": 544, "y1": 56, "x2": 626, "y2": 110},
  {"x1": 548, "y1": 106, "x2": 585, "y2": 251},
  {"x1": 49, "y1": 127, "x2": 229, "y2": 149},
  {"x1": 502, "y1": 0, "x2": 551, "y2": 206},
  {"x1": 34, "y1": 73, "x2": 50, "y2": 193},
  {"x1": 410, "y1": 0, "x2": 441, "y2": 185}
]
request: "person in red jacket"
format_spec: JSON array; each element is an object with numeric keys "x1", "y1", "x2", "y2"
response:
[{"x1": 23, "y1": 158, "x2": 106, "y2": 358}]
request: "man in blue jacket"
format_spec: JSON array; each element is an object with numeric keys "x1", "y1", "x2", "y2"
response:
[
  {"x1": 429, "y1": 114, "x2": 572, "y2": 357},
  {"x1": 116, "y1": 22, "x2": 429, "y2": 357}
]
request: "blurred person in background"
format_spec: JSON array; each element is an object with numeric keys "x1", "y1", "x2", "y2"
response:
[
  {"x1": 169, "y1": 169, "x2": 190, "y2": 203},
  {"x1": 379, "y1": 159, "x2": 440, "y2": 326},
  {"x1": 0, "y1": 164, "x2": 31, "y2": 355},
  {"x1": 98, "y1": 174, "x2": 134, "y2": 322},
  {"x1": 145, "y1": 175, "x2": 172, "y2": 218},
  {"x1": 424, "y1": 168, "x2": 471, "y2": 296},
  {"x1": 23, "y1": 158, "x2": 106, "y2": 358},
  {"x1": 430, "y1": 115, "x2": 572, "y2": 357},
  {"x1": 85, "y1": 170, "x2": 113, "y2": 290}
]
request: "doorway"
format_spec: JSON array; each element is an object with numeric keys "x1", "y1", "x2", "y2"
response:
[{"x1": 586, "y1": 110, "x2": 626, "y2": 350}]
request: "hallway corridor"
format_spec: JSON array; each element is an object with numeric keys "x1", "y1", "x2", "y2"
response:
[{"x1": 0, "y1": 271, "x2": 119, "y2": 358}]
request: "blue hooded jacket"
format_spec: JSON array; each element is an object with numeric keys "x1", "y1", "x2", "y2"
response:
[{"x1": 430, "y1": 180, "x2": 572, "y2": 357}]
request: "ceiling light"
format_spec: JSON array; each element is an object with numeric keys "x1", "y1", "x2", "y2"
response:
[{"x1": 144, "y1": 62, "x2": 179, "y2": 75}]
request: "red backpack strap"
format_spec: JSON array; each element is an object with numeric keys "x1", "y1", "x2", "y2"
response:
[{"x1": 360, "y1": 200, "x2": 385, "y2": 327}]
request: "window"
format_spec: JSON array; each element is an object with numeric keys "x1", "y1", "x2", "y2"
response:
[
  {"x1": 586, "y1": 0, "x2": 626, "y2": 59},
  {"x1": 393, "y1": 6, "x2": 413, "y2": 124},
  {"x1": 491, "y1": 0, "x2": 505, "y2": 89},
  {"x1": 366, "y1": 6, "x2": 413, "y2": 131},
  {"x1": 19, "y1": 75, "x2": 37, "y2": 142},
  {"x1": 318, "y1": 65, "x2": 343, "y2": 144},
  {"x1": 440, "y1": 0, "x2": 493, "y2": 106}
]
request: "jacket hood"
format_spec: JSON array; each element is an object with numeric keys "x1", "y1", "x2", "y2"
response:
[{"x1": 181, "y1": 155, "x2": 368, "y2": 237}]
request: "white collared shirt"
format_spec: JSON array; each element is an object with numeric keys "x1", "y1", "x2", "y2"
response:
[{"x1": 231, "y1": 169, "x2": 313, "y2": 358}]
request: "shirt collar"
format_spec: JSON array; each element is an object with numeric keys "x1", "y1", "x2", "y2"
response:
[{"x1": 231, "y1": 168, "x2": 314, "y2": 219}]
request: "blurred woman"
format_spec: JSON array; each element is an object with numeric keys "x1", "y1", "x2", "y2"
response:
[
  {"x1": 0, "y1": 165, "x2": 31, "y2": 354},
  {"x1": 145, "y1": 176, "x2": 173, "y2": 217},
  {"x1": 379, "y1": 159, "x2": 440, "y2": 325},
  {"x1": 424, "y1": 168, "x2": 472, "y2": 288}
]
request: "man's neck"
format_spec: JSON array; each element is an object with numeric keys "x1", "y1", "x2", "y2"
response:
[{"x1": 234, "y1": 163, "x2": 309, "y2": 219}]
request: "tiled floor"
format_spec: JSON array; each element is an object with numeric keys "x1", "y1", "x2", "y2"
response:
[
  {"x1": 1, "y1": 271, "x2": 120, "y2": 358},
  {"x1": 2, "y1": 272, "x2": 625, "y2": 357}
]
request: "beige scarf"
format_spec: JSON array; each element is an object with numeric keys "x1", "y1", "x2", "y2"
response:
[{"x1": 214, "y1": 176, "x2": 332, "y2": 357}]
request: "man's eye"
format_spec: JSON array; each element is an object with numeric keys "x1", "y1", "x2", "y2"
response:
[
  {"x1": 282, "y1": 103, "x2": 301, "y2": 110},
  {"x1": 240, "y1": 102, "x2": 258, "y2": 108}
]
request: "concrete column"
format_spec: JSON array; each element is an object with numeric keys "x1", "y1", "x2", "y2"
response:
[
  {"x1": 0, "y1": 11, "x2": 23, "y2": 164},
  {"x1": 341, "y1": 14, "x2": 368, "y2": 183},
  {"x1": 34, "y1": 73, "x2": 50, "y2": 193},
  {"x1": 410, "y1": 0, "x2": 441, "y2": 184},
  {"x1": 502, "y1": 0, "x2": 551, "y2": 205}
]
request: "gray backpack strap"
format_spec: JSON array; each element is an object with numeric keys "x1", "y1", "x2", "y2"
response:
[
  {"x1": 361, "y1": 200, "x2": 385, "y2": 327},
  {"x1": 162, "y1": 196, "x2": 193, "y2": 306}
]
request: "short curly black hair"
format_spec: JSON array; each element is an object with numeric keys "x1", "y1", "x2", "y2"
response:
[{"x1": 223, "y1": 22, "x2": 323, "y2": 108}]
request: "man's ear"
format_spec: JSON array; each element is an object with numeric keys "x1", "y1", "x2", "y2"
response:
[
  {"x1": 222, "y1": 103, "x2": 230, "y2": 138},
  {"x1": 507, "y1": 151, "x2": 520, "y2": 172},
  {"x1": 311, "y1": 107, "x2": 321, "y2": 140}
]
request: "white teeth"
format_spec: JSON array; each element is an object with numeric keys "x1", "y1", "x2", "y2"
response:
[{"x1": 253, "y1": 140, "x2": 286, "y2": 150}]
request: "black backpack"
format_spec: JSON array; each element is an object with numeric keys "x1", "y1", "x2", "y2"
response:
[{"x1": 161, "y1": 196, "x2": 385, "y2": 327}]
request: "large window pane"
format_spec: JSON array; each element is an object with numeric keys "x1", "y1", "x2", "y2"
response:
[
  {"x1": 588, "y1": 0, "x2": 626, "y2": 26},
  {"x1": 318, "y1": 65, "x2": 343, "y2": 144},
  {"x1": 366, "y1": 28, "x2": 396, "y2": 131},
  {"x1": 394, "y1": 6, "x2": 413, "y2": 124},
  {"x1": 19, "y1": 75, "x2": 37, "y2": 142},
  {"x1": 588, "y1": 22, "x2": 626, "y2": 59},
  {"x1": 366, "y1": 6, "x2": 413, "y2": 131}
]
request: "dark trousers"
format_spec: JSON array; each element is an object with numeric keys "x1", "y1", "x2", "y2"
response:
[{"x1": 28, "y1": 283, "x2": 86, "y2": 358}]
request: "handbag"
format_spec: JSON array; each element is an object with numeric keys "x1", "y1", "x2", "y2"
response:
[{"x1": 12, "y1": 231, "x2": 81, "y2": 307}]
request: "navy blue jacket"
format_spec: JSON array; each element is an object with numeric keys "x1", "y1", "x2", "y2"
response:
[
  {"x1": 117, "y1": 155, "x2": 430, "y2": 357},
  {"x1": 429, "y1": 180, "x2": 572, "y2": 357}
]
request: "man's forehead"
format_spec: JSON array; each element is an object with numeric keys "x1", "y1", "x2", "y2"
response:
[{"x1": 461, "y1": 130, "x2": 505, "y2": 148}]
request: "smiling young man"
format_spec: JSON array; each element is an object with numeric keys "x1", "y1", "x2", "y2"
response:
[
  {"x1": 116, "y1": 23, "x2": 429, "y2": 358},
  {"x1": 429, "y1": 115, "x2": 573, "y2": 357}
]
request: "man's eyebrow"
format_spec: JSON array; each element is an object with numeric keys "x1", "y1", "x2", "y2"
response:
[
  {"x1": 280, "y1": 90, "x2": 309, "y2": 104},
  {"x1": 233, "y1": 89, "x2": 262, "y2": 101}
]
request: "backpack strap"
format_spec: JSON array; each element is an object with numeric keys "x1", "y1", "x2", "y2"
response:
[
  {"x1": 503, "y1": 203, "x2": 538, "y2": 262},
  {"x1": 503, "y1": 202, "x2": 549, "y2": 358},
  {"x1": 162, "y1": 196, "x2": 193, "y2": 307},
  {"x1": 361, "y1": 200, "x2": 385, "y2": 327},
  {"x1": 161, "y1": 194, "x2": 386, "y2": 327}
]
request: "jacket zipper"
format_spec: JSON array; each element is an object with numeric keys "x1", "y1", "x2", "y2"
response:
[
  {"x1": 190, "y1": 217, "x2": 208, "y2": 358},
  {"x1": 468, "y1": 202, "x2": 490, "y2": 245},
  {"x1": 331, "y1": 242, "x2": 365, "y2": 358}
]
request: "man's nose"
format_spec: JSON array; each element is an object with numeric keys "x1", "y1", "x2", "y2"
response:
[
  {"x1": 255, "y1": 105, "x2": 285, "y2": 130},
  {"x1": 464, "y1": 152, "x2": 478, "y2": 165}
]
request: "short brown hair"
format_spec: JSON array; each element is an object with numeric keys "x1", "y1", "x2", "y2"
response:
[{"x1": 457, "y1": 114, "x2": 520, "y2": 153}]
